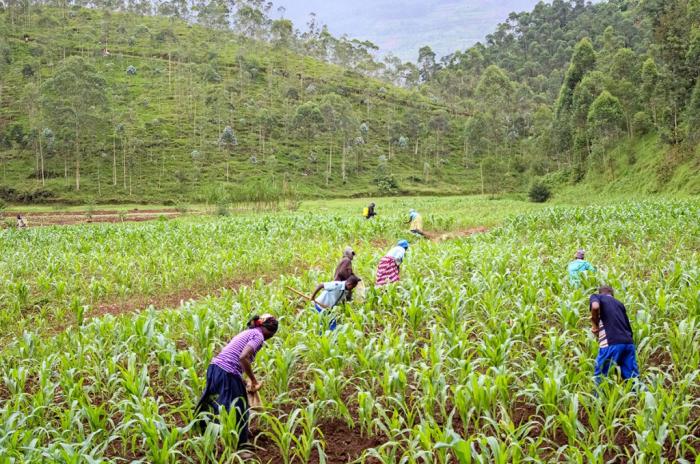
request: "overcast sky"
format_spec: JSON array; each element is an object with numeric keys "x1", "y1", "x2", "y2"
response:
[{"x1": 275, "y1": 0, "x2": 542, "y2": 61}]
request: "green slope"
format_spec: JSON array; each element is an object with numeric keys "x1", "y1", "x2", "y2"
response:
[
  {"x1": 0, "y1": 7, "x2": 477, "y2": 204},
  {"x1": 553, "y1": 135, "x2": 700, "y2": 202}
]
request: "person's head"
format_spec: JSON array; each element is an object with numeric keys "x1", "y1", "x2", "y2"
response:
[
  {"x1": 369, "y1": 202, "x2": 375, "y2": 207},
  {"x1": 248, "y1": 314, "x2": 279, "y2": 339},
  {"x1": 575, "y1": 249, "x2": 585, "y2": 259},
  {"x1": 345, "y1": 274, "x2": 361, "y2": 290},
  {"x1": 16, "y1": 215, "x2": 21, "y2": 220},
  {"x1": 599, "y1": 285, "x2": 614, "y2": 296},
  {"x1": 397, "y1": 239, "x2": 409, "y2": 250},
  {"x1": 343, "y1": 246, "x2": 356, "y2": 260}
]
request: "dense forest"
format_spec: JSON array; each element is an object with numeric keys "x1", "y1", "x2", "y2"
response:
[{"x1": 0, "y1": 0, "x2": 698, "y2": 203}]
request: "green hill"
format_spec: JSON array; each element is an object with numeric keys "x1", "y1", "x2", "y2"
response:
[
  {"x1": 0, "y1": 0, "x2": 698, "y2": 205},
  {"x1": 0, "y1": 7, "x2": 476, "y2": 204}
]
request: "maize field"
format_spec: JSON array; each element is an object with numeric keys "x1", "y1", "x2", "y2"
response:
[{"x1": 0, "y1": 197, "x2": 699, "y2": 463}]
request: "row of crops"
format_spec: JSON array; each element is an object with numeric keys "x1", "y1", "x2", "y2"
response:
[{"x1": 1, "y1": 198, "x2": 699, "y2": 462}]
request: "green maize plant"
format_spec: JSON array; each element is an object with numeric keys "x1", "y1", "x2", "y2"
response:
[{"x1": 0, "y1": 198, "x2": 698, "y2": 462}]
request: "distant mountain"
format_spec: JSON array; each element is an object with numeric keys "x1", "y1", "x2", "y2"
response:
[{"x1": 279, "y1": 0, "x2": 541, "y2": 60}]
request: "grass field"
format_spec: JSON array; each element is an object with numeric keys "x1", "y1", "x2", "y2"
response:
[{"x1": 1, "y1": 196, "x2": 699, "y2": 462}]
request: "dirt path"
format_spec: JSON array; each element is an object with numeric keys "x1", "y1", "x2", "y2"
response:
[
  {"x1": 7, "y1": 208, "x2": 201, "y2": 226},
  {"x1": 48, "y1": 275, "x2": 271, "y2": 336}
]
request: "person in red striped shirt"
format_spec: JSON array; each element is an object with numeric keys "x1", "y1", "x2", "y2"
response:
[{"x1": 195, "y1": 314, "x2": 278, "y2": 446}]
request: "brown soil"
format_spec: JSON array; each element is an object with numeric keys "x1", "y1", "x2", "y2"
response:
[
  {"x1": 252, "y1": 418, "x2": 383, "y2": 464},
  {"x1": 430, "y1": 226, "x2": 490, "y2": 242},
  {"x1": 50, "y1": 275, "x2": 269, "y2": 334},
  {"x1": 7, "y1": 208, "x2": 201, "y2": 227}
]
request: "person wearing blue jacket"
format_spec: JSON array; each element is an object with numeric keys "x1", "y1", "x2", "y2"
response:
[{"x1": 568, "y1": 249, "x2": 595, "y2": 286}]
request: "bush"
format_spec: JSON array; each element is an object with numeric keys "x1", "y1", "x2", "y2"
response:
[
  {"x1": 632, "y1": 111, "x2": 653, "y2": 135},
  {"x1": 375, "y1": 174, "x2": 399, "y2": 194},
  {"x1": 528, "y1": 182, "x2": 551, "y2": 203}
]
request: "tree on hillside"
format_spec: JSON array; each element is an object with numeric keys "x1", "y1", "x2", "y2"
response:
[
  {"x1": 641, "y1": 58, "x2": 660, "y2": 126},
  {"x1": 428, "y1": 110, "x2": 450, "y2": 165},
  {"x1": 418, "y1": 46, "x2": 438, "y2": 82},
  {"x1": 554, "y1": 37, "x2": 596, "y2": 152},
  {"x1": 234, "y1": 0, "x2": 272, "y2": 40},
  {"x1": 40, "y1": 56, "x2": 108, "y2": 191},
  {"x1": 196, "y1": 0, "x2": 232, "y2": 29},
  {"x1": 608, "y1": 48, "x2": 640, "y2": 137},
  {"x1": 271, "y1": 19, "x2": 294, "y2": 49},
  {"x1": 587, "y1": 90, "x2": 625, "y2": 177},
  {"x1": 403, "y1": 110, "x2": 423, "y2": 169},
  {"x1": 218, "y1": 125, "x2": 237, "y2": 181},
  {"x1": 571, "y1": 70, "x2": 607, "y2": 155},
  {"x1": 474, "y1": 65, "x2": 515, "y2": 158},
  {"x1": 319, "y1": 94, "x2": 358, "y2": 183},
  {"x1": 685, "y1": 78, "x2": 700, "y2": 144}
]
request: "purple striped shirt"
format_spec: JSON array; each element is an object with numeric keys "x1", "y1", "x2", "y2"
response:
[{"x1": 211, "y1": 328, "x2": 265, "y2": 376}]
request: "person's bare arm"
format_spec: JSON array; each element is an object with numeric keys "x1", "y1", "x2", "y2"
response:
[
  {"x1": 310, "y1": 283, "x2": 324, "y2": 302},
  {"x1": 590, "y1": 300, "x2": 600, "y2": 334},
  {"x1": 239, "y1": 345, "x2": 260, "y2": 391}
]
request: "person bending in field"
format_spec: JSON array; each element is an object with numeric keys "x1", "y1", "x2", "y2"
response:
[
  {"x1": 407, "y1": 209, "x2": 426, "y2": 237},
  {"x1": 363, "y1": 202, "x2": 377, "y2": 219},
  {"x1": 195, "y1": 314, "x2": 279, "y2": 446},
  {"x1": 310, "y1": 274, "x2": 361, "y2": 331},
  {"x1": 376, "y1": 240, "x2": 409, "y2": 286},
  {"x1": 334, "y1": 246, "x2": 356, "y2": 282},
  {"x1": 568, "y1": 249, "x2": 595, "y2": 286},
  {"x1": 16, "y1": 215, "x2": 27, "y2": 228},
  {"x1": 590, "y1": 286, "x2": 640, "y2": 386}
]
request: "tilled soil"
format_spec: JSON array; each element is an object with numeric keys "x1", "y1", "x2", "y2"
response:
[
  {"x1": 252, "y1": 418, "x2": 384, "y2": 464},
  {"x1": 7, "y1": 208, "x2": 197, "y2": 226}
]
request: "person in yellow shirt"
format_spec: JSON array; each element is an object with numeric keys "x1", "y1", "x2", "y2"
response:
[{"x1": 408, "y1": 209, "x2": 425, "y2": 237}]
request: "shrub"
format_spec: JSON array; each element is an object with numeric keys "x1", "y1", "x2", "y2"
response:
[
  {"x1": 632, "y1": 111, "x2": 653, "y2": 135},
  {"x1": 375, "y1": 174, "x2": 399, "y2": 194},
  {"x1": 528, "y1": 182, "x2": 551, "y2": 202}
]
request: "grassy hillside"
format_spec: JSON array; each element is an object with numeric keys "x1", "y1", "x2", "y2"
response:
[
  {"x1": 0, "y1": 7, "x2": 479, "y2": 204},
  {"x1": 551, "y1": 135, "x2": 700, "y2": 203}
]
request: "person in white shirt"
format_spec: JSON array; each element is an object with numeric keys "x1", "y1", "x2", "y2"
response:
[{"x1": 309, "y1": 275, "x2": 361, "y2": 331}]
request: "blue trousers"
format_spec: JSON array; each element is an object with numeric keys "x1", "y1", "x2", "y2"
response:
[
  {"x1": 195, "y1": 364, "x2": 249, "y2": 444},
  {"x1": 594, "y1": 343, "x2": 639, "y2": 384},
  {"x1": 313, "y1": 303, "x2": 337, "y2": 331}
]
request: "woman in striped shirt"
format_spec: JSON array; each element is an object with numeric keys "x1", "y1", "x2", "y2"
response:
[{"x1": 195, "y1": 314, "x2": 279, "y2": 446}]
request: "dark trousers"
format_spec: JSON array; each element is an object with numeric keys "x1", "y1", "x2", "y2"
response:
[
  {"x1": 195, "y1": 364, "x2": 250, "y2": 444},
  {"x1": 594, "y1": 343, "x2": 640, "y2": 384}
]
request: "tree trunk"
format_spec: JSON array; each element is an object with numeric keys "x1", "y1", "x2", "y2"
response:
[
  {"x1": 463, "y1": 138, "x2": 468, "y2": 168},
  {"x1": 122, "y1": 136, "x2": 127, "y2": 189},
  {"x1": 327, "y1": 143, "x2": 332, "y2": 186},
  {"x1": 38, "y1": 136, "x2": 45, "y2": 186},
  {"x1": 480, "y1": 162, "x2": 485, "y2": 195},
  {"x1": 341, "y1": 142, "x2": 347, "y2": 183},
  {"x1": 112, "y1": 135, "x2": 117, "y2": 185}
]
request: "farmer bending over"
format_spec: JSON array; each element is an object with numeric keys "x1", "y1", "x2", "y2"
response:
[
  {"x1": 195, "y1": 314, "x2": 279, "y2": 446},
  {"x1": 568, "y1": 249, "x2": 595, "y2": 286},
  {"x1": 376, "y1": 239, "x2": 409, "y2": 286},
  {"x1": 408, "y1": 209, "x2": 425, "y2": 237},
  {"x1": 16, "y1": 215, "x2": 27, "y2": 228},
  {"x1": 310, "y1": 275, "x2": 361, "y2": 331},
  {"x1": 363, "y1": 202, "x2": 377, "y2": 219},
  {"x1": 334, "y1": 246, "x2": 356, "y2": 282},
  {"x1": 590, "y1": 286, "x2": 640, "y2": 386}
]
